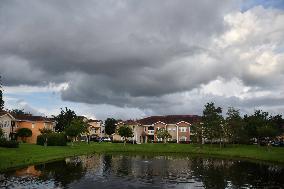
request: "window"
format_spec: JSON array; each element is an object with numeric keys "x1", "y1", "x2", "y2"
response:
[
  {"x1": 44, "y1": 123, "x2": 47, "y2": 128},
  {"x1": 179, "y1": 136, "x2": 187, "y2": 141},
  {"x1": 173, "y1": 128, "x2": 176, "y2": 131},
  {"x1": 168, "y1": 128, "x2": 171, "y2": 131},
  {"x1": 180, "y1": 127, "x2": 187, "y2": 132},
  {"x1": 32, "y1": 123, "x2": 35, "y2": 129}
]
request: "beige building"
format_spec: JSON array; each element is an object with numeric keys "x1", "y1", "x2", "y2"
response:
[
  {"x1": 0, "y1": 111, "x2": 16, "y2": 139},
  {"x1": 114, "y1": 115, "x2": 201, "y2": 143},
  {"x1": 88, "y1": 119, "x2": 104, "y2": 137}
]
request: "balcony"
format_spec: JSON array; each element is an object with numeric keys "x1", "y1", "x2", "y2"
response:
[{"x1": 148, "y1": 130, "x2": 154, "y2": 135}]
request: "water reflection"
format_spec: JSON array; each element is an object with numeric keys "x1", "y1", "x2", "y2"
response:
[{"x1": 0, "y1": 154, "x2": 283, "y2": 189}]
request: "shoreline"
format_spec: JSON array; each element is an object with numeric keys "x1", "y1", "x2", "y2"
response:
[{"x1": 0, "y1": 143, "x2": 284, "y2": 172}]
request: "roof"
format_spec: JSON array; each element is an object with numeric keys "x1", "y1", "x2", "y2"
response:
[
  {"x1": 12, "y1": 114, "x2": 54, "y2": 122},
  {"x1": 0, "y1": 111, "x2": 15, "y2": 119},
  {"x1": 119, "y1": 120, "x2": 139, "y2": 125},
  {"x1": 137, "y1": 115, "x2": 201, "y2": 125},
  {"x1": 88, "y1": 119, "x2": 102, "y2": 123}
]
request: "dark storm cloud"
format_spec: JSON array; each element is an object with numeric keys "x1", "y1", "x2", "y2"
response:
[{"x1": 1, "y1": 0, "x2": 284, "y2": 117}]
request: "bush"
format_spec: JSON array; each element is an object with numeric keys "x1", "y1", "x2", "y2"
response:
[
  {"x1": 179, "y1": 141, "x2": 190, "y2": 144},
  {"x1": 112, "y1": 140, "x2": 137, "y2": 144},
  {"x1": 37, "y1": 133, "x2": 67, "y2": 146},
  {"x1": 168, "y1": 139, "x2": 177, "y2": 143},
  {"x1": 0, "y1": 138, "x2": 19, "y2": 148}
]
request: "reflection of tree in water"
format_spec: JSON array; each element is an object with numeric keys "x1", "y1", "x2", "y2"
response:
[
  {"x1": 103, "y1": 154, "x2": 112, "y2": 175},
  {"x1": 34, "y1": 158, "x2": 86, "y2": 188},
  {"x1": 116, "y1": 155, "x2": 131, "y2": 176},
  {"x1": 191, "y1": 157, "x2": 284, "y2": 189},
  {"x1": 191, "y1": 158, "x2": 227, "y2": 189}
]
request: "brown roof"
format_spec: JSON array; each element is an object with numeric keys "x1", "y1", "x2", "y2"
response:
[
  {"x1": 122, "y1": 120, "x2": 139, "y2": 125},
  {"x1": 12, "y1": 114, "x2": 53, "y2": 122},
  {"x1": 137, "y1": 115, "x2": 201, "y2": 125},
  {"x1": 0, "y1": 111, "x2": 8, "y2": 116},
  {"x1": 0, "y1": 111, "x2": 15, "y2": 119}
]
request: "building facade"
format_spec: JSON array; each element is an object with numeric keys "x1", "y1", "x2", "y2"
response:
[
  {"x1": 0, "y1": 111, "x2": 16, "y2": 139},
  {"x1": 14, "y1": 114, "x2": 55, "y2": 144},
  {"x1": 88, "y1": 119, "x2": 104, "y2": 138},
  {"x1": 114, "y1": 115, "x2": 201, "y2": 143}
]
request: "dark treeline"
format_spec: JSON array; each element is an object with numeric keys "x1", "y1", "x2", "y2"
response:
[{"x1": 191, "y1": 102, "x2": 284, "y2": 147}]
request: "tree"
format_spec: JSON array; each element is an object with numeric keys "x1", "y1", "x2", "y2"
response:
[
  {"x1": 39, "y1": 128, "x2": 54, "y2": 134},
  {"x1": 191, "y1": 122, "x2": 204, "y2": 145},
  {"x1": 39, "y1": 128, "x2": 54, "y2": 147},
  {"x1": 117, "y1": 125, "x2": 133, "y2": 145},
  {"x1": 156, "y1": 128, "x2": 172, "y2": 144},
  {"x1": 244, "y1": 110, "x2": 278, "y2": 145},
  {"x1": 0, "y1": 128, "x2": 4, "y2": 139},
  {"x1": 0, "y1": 76, "x2": 4, "y2": 110},
  {"x1": 105, "y1": 118, "x2": 117, "y2": 136},
  {"x1": 53, "y1": 107, "x2": 77, "y2": 132},
  {"x1": 225, "y1": 107, "x2": 247, "y2": 144},
  {"x1": 9, "y1": 109, "x2": 27, "y2": 115},
  {"x1": 17, "y1": 128, "x2": 32, "y2": 142},
  {"x1": 65, "y1": 118, "x2": 88, "y2": 146},
  {"x1": 202, "y1": 102, "x2": 224, "y2": 147}
]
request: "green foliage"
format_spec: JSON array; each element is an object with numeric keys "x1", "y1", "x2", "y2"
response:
[
  {"x1": 105, "y1": 118, "x2": 117, "y2": 136},
  {"x1": 65, "y1": 118, "x2": 88, "y2": 142},
  {"x1": 16, "y1": 128, "x2": 32, "y2": 142},
  {"x1": 37, "y1": 133, "x2": 67, "y2": 146},
  {"x1": 155, "y1": 128, "x2": 172, "y2": 143},
  {"x1": 202, "y1": 102, "x2": 224, "y2": 145},
  {"x1": 53, "y1": 107, "x2": 77, "y2": 132},
  {"x1": 225, "y1": 107, "x2": 248, "y2": 144},
  {"x1": 9, "y1": 109, "x2": 27, "y2": 115},
  {"x1": 117, "y1": 125, "x2": 133, "y2": 144},
  {"x1": 244, "y1": 110, "x2": 279, "y2": 142},
  {"x1": 0, "y1": 128, "x2": 4, "y2": 139},
  {"x1": 39, "y1": 128, "x2": 54, "y2": 134},
  {"x1": 0, "y1": 138, "x2": 19, "y2": 148},
  {"x1": 0, "y1": 76, "x2": 4, "y2": 110},
  {"x1": 191, "y1": 122, "x2": 204, "y2": 144}
]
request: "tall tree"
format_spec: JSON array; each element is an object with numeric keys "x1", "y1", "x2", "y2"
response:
[
  {"x1": 191, "y1": 122, "x2": 204, "y2": 145},
  {"x1": 225, "y1": 107, "x2": 247, "y2": 144},
  {"x1": 65, "y1": 118, "x2": 88, "y2": 146},
  {"x1": 202, "y1": 102, "x2": 224, "y2": 147},
  {"x1": 117, "y1": 124, "x2": 133, "y2": 145},
  {"x1": 105, "y1": 118, "x2": 117, "y2": 136},
  {"x1": 0, "y1": 76, "x2": 4, "y2": 110},
  {"x1": 53, "y1": 107, "x2": 77, "y2": 132},
  {"x1": 156, "y1": 128, "x2": 172, "y2": 144},
  {"x1": 244, "y1": 110, "x2": 278, "y2": 144},
  {"x1": 9, "y1": 109, "x2": 27, "y2": 115}
]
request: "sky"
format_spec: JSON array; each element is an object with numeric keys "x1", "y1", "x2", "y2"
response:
[{"x1": 1, "y1": 0, "x2": 284, "y2": 120}]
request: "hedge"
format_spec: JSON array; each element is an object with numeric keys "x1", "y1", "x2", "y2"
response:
[
  {"x1": 0, "y1": 138, "x2": 19, "y2": 148},
  {"x1": 112, "y1": 140, "x2": 137, "y2": 144},
  {"x1": 37, "y1": 133, "x2": 67, "y2": 146}
]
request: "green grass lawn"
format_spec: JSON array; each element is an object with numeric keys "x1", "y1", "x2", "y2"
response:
[{"x1": 0, "y1": 142, "x2": 284, "y2": 171}]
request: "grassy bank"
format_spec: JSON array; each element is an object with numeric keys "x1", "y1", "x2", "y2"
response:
[{"x1": 0, "y1": 143, "x2": 284, "y2": 171}]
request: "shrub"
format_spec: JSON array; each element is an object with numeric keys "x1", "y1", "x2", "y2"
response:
[
  {"x1": 168, "y1": 139, "x2": 177, "y2": 143},
  {"x1": 17, "y1": 128, "x2": 32, "y2": 142},
  {"x1": 112, "y1": 140, "x2": 137, "y2": 144},
  {"x1": 37, "y1": 133, "x2": 67, "y2": 146},
  {"x1": 179, "y1": 141, "x2": 190, "y2": 144},
  {"x1": 0, "y1": 138, "x2": 19, "y2": 148}
]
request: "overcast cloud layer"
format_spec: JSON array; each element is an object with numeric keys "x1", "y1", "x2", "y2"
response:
[{"x1": 1, "y1": 0, "x2": 284, "y2": 119}]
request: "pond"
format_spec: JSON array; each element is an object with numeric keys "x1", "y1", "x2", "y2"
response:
[{"x1": 0, "y1": 154, "x2": 283, "y2": 189}]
